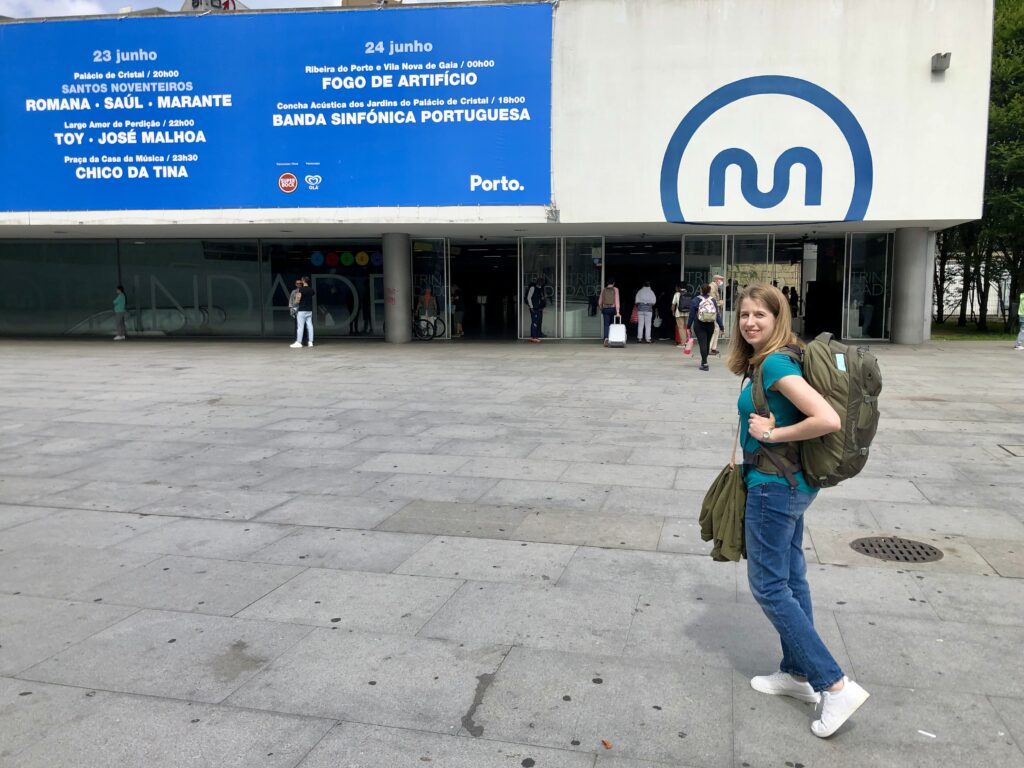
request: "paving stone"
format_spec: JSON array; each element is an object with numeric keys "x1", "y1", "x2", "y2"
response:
[
  {"x1": 557, "y1": 547, "x2": 738, "y2": 604},
  {"x1": 237, "y1": 567, "x2": 461, "y2": 633},
  {"x1": 247, "y1": 528, "x2": 432, "y2": 572},
  {"x1": 0, "y1": 453, "x2": 102, "y2": 478},
  {"x1": 33, "y1": 480, "x2": 180, "y2": 513},
  {"x1": 511, "y1": 509, "x2": 663, "y2": 550},
  {"x1": 419, "y1": 581, "x2": 637, "y2": 654},
  {"x1": 19, "y1": 609, "x2": 312, "y2": 703},
  {"x1": 0, "y1": 509, "x2": 172, "y2": 551},
  {"x1": 991, "y1": 696, "x2": 1024, "y2": 754},
  {"x1": 912, "y1": 480, "x2": 1021, "y2": 513},
  {"x1": 255, "y1": 467, "x2": 383, "y2": 496},
  {"x1": 0, "y1": 476, "x2": 83, "y2": 505},
  {"x1": 374, "y1": 500, "x2": 530, "y2": 539},
  {"x1": 969, "y1": 537, "x2": 1024, "y2": 577},
  {"x1": 132, "y1": 488, "x2": 294, "y2": 521},
  {"x1": 5, "y1": 690, "x2": 334, "y2": 768},
  {"x1": 835, "y1": 613, "x2": 1024, "y2": 696},
  {"x1": 657, "y1": 517, "x2": 712, "y2": 556},
  {"x1": 809, "y1": 527, "x2": 996, "y2": 575},
  {"x1": 116, "y1": 517, "x2": 295, "y2": 559},
  {"x1": 0, "y1": 544, "x2": 159, "y2": 599},
  {"x1": 0, "y1": 505, "x2": 61, "y2": 532},
  {"x1": 252, "y1": 493, "x2": 408, "y2": 528},
  {"x1": 454, "y1": 456, "x2": 571, "y2": 482},
  {"x1": 226, "y1": 629, "x2": 508, "y2": 732},
  {"x1": 70, "y1": 555, "x2": 305, "y2": 616},
  {"x1": 365, "y1": 473, "x2": 497, "y2": 503},
  {"x1": 0, "y1": 594, "x2": 137, "y2": 676},
  {"x1": 532, "y1": 441, "x2": 633, "y2": 464},
  {"x1": 395, "y1": 536, "x2": 576, "y2": 584},
  {"x1": 355, "y1": 452, "x2": 471, "y2": 475},
  {"x1": 346, "y1": 434, "x2": 453, "y2": 454},
  {"x1": 560, "y1": 462, "x2": 675, "y2": 490},
  {"x1": 601, "y1": 486, "x2": 700, "y2": 518},
  {"x1": 914, "y1": 572, "x2": 1024, "y2": 627},
  {"x1": 871, "y1": 502, "x2": 1024, "y2": 540},
  {"x1": 473, "y1": 646, "x2": 732, "y2": 766},
  {"x1": 479, "y1": 479, "x2": 614, "y2": 512},
  {"x1": 298, "y1": 721, "x2": 595, "y2": 768},
  {"x1": 0, "y1": 678, "x2": 108, "y2": 762},
  {"x1": 735, "y1": 677, "x2": 1024, "y2": 766},
  {"x1": 622, "y1": 595, "x2": 853, "y2": 675},
  {"x1": 822, "y1": 477, "x2": 930, "y2": 503},
  {"x1": 441, "y1": 438, "x2": 541, "y2": 459}
]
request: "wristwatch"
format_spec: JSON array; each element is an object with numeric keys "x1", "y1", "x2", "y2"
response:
[{"x1": 762, "y1": 428, "x2": 774, "y2": 442}]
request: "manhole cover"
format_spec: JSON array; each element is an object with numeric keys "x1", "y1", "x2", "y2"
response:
[{"x1": 849, "y1": 536, "x2": 943, "y2": 563}]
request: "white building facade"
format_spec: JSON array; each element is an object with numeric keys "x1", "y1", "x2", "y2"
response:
[{"x1": 0, "y1": 0, "x2": 993, "y2": 343}]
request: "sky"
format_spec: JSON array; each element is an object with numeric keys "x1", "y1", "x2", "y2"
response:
[{"x1": 0, "y1": 0, "x2": 467, "y2": 18}]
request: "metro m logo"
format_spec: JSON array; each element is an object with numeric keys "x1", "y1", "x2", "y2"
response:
[
  {"x1": 708, "y1": 147, "x2": 822, "y2": 209},
  {"x1": 661, "y1": 76, "x2": 872, "y2": 223}
]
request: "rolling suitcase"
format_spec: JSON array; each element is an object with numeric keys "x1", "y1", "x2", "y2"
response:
[{"x1": 608, "y1": 315, "x2": 626, "y2": 347}]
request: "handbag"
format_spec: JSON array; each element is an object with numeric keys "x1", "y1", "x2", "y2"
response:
[
  {"x1": 630, "y1": 305, "x2": 638, "y2": 324},
  {"x1": 653, "y1": 313, "x2": 663, "y2": 328}
]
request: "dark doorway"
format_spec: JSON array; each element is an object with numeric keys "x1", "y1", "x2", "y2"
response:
[
  {"x1": 449, "y1": 241, "x2": 519, "y2": 339},
  {"x1": 802, "y1": 237, "x2": 846, "y2": 338},
  {"x1": 604, "y1": 239, "x2": 681, "y2": 341}
]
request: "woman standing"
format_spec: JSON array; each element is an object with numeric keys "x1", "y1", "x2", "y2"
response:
[
  {"x1": 727, "y1": 283, "x2": 869, "y2": 738},
  {"x1": 686, "y1": 283, "x2": 723, "y2": 370},
  {"x1": 112, "y1": 286, "x2": 127, "y2": 341}
]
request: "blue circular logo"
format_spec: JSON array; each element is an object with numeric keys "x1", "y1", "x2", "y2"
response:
[{"x1": 660, "y1": 75, "x2": 872, "y2": 223}]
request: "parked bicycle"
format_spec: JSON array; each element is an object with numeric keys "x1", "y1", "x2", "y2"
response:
[{"x1": 413, "y1": 315, "x2": 446, "y2": 340}]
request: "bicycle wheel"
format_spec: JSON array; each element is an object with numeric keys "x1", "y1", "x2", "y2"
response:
[
  {"x1": 431, "y1": 317, "x2": 446, "y2": 339},
  {"x1": 414, "y1": 318, "x2": 433, "y2": 340}
]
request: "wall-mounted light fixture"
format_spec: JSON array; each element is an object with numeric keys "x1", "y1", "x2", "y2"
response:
[{"x1": 931, "y1": 52, "x2": 951, "y2": 72}]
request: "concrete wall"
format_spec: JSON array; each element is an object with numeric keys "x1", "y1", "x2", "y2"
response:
[{"x1": 552, "y1": 0, "x2": 993, "y2": 226}]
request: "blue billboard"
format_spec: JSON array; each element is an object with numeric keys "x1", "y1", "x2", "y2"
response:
[{"x1": 0, "y1": 4, "x2": 551, "y2": 211}]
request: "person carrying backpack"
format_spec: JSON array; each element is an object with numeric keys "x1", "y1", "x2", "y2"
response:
[
  {"x1": 726, "y1": 282, "x2": 869, "y2": 739},
  {"x1": 525, "y1": 277, "x2": 546, "y2": 343},
  {"x1": 598, "y1": 278, "x2": 620, "y2": 346},
  {"x1": 686, "y1": 283, "x2": 723, "y2": 370}
]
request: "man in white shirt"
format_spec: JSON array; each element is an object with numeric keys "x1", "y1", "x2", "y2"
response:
[{"x1": 634, "y1": 281, "x2": 658, "y2": 343}]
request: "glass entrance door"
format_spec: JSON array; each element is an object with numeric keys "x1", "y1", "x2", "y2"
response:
[
  {"x1": 726, "y1": 234, "x2": 771, "y2": 338},
  {"x1": 845, "y1": 233, "x2": 893, "y2": 340},
  {"x1": 520, "y1": 237, "x2": 561, "y2": 339},
  {"x1": 563, "y1": 237, "x2": 604, "y2": 339},
  {"x1": 412, "y1": 238, "x2": 449, "y2": 339}
]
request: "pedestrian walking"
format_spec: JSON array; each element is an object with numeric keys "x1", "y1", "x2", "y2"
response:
[
  {"x1": 672, "y1": 282, "x2": 689, "y2": 346},
  {"x1": 634, "y1": 281, "x2": 657, "y2": 343},
  {"x1": 1015, "y1": 289, "x2": 1024, "y2": 350},
  {"x1": 288, "y1": 278, "x2": 303, "y2": 339},
  {"x1": 727, "y1": 282, "x2": 869, "y2": 738},
  {"x1": 709, "y1": 273, "x2": 726, "y2": 355},
  {"x1": 599, "y1": 278, "x2": 620, "y2": 346},
  {"x1": 687, "y1": 283, "x2": 723, "y2": 370},
  {"x1": 290, "y1": 276, "x2": 315, "y2": 348},
  {"x1": 451, "y1": 285, "x2": 465, "y2": 337},
  {"x1": 525, "y1": 277, "x2": 546, "y2": 343},
  {"x1": 112, "y1": 285, "x2": 127, "y2": 341}
]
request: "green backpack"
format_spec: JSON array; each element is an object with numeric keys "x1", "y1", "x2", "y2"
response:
[{"x1": 748, "y1": 332, "x2": 882, "y2": 489}]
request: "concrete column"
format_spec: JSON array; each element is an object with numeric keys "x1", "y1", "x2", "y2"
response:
[
  {"x1": 383, "y1": 233, "x2": 412, "y2": 344},
  {"x1": 891, "y1": 227, "x2": 931, "y2": 345}
]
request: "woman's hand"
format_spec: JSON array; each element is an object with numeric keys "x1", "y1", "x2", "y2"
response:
[{"x1": 748, "y1": 412, "x2": 776, "y2": 441}]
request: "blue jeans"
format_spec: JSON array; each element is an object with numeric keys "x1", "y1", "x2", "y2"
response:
[
  {"x1": 744, "y1": 482, "x2": 843, "y2": 692},
  {"x1": 1016, "y1": 318, "x2": 1024, "y2": 347},
  {"x1": 601, "y1": 307, "x2": 617, "y2": 339},
  {"x1": 530, "y1": 309, "x2": 543, "y2": 339},
  {"x1": 296, "y1": 311, "x2": 313, "y2": 344}
]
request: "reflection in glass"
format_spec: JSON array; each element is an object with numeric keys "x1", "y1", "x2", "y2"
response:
[
  {"x1": 412, "y1": 239, "x2": 448, "y2": 338},
  {"x1": 0, "y1": 241, "x2": 118, "y2": 335},
  {"x1": 520, "y1": 238, "x2": 560, "y2": 338},
  {"x1": 262, "y1": 240, "x2": 384, "y2": 337},
  {"x1": 848, "y1": 233, "x2": 892, "y2": 339},
  {"x1": 564, "y1": 237, "x2": 603, "y2": 338},
  {"x1": 119, "y1": 240, "x2": 260, "y2": 336}
]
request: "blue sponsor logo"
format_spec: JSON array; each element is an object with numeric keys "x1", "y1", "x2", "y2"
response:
[{"x1": 660, "y1": 75, "x2": 872, "y2": 223}]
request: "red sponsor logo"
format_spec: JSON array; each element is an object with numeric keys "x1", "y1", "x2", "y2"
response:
[{"x1": 278, "y1": 173, "x2": 298, "y2": 194}]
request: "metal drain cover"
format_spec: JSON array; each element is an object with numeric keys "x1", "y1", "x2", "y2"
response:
[{"x1": 849, "y1": 536, "x2": 943, "y2": 563}]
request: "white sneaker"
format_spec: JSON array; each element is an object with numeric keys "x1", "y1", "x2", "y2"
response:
[
  {"x1": 290, "y1": 342, "x2": 302, "y2": 348},
  {"x1": 307, "y1": 342, "x2": 313, "y2": 347},
  {"x1": 750, "y1": 672, "x2": 820, "y2": 704},
  {"x1": 1015, "y1": 345, "x2": 1023, "y2": 351},
  {"x1": 811, "y1": 677, "x2": 870, "y2": 738}
]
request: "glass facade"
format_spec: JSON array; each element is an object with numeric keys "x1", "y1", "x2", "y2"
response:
[{"x1": 0, "y1": 231, "x2": 895, "y2": 341}]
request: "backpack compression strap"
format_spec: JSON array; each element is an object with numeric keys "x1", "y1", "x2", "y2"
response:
[{"x1": 746, "y1": 347, "x2": 803, "y2": 489}]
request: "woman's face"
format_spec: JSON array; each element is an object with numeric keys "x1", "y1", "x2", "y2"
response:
[{"x1": 738, "y1": 297, "x2": 776, "y2": 351}]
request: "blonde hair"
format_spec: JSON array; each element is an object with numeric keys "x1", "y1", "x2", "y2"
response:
[{"x1": 726, "y1": 283, "x2": 802, "y2": 376}]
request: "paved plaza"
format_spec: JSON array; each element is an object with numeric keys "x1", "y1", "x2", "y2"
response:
[{"x1": 1, "y1": 337, "x2": 1023, "y2": 767}]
